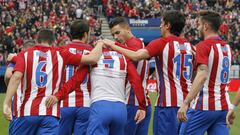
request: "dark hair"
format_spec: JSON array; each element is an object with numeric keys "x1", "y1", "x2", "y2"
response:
[
  {"x1": 23, "y1": 40, "x2": 35, "y2": 49},
  {"x1": 199, "y1": 10, "x2": 222, "y2": 32},
  {"x1": 70, "y1": 20, "x2": 89, "y2": 40},
  {"x1": 109, "y1": 17, "x2": 129, "y2": 29},
  {"x1": 162, "y1": 10, "x2": 185, "y2": 36},
  {"x1": 37, "y1": 29, "x2": 55, "y2": 45}
]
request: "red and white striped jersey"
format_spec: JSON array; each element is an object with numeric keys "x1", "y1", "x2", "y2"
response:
[
  {"x1": 60, "y1": 41, "x2": 92, "y2": 108},
  {"x1": 122, "y1": 37, "x2": 151, "y2": 106},
  {"x1": 192, "y1": 37, "x2": 232, "y2": 111},
  {"x1": 145, "y1": 35, "x2": 195, "y2": 107},
  {"x1": 13, "y1": 45, "x2": 82, "y2": 117}
]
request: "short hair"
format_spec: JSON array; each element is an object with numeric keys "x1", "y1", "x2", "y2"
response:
[
  {"x1": 109, "y1": 17, "x2": 129, "y2": 29},
  {"x1": 23, "y1": 40, "x2": 35, "y2": 49},
  {"x1": 70, "y1": 20, "x2": 89, "y2": 40},
  {"x1": 162, "y1": 10, "x2": 186, "y2": 36},
  {"x1": 37, "y1": 29, "x2": 55, "y2": 45},
  {"x1": 199, "y1": 10, "x2": 222, "y2": 32}
]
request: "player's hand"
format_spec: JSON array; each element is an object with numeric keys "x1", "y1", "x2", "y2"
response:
[
  {"x1": 134, "y1": 109, "x2": 146, "y2": 124},
  {"x1": 3, "y1": 102, "x2": 12, "y2": 121},
  {"x1": 177, "y1": 102, "x2": 189, "y2": 122},
  {"x1": 226, "y1": 109, "x2": 235, "y2": 128},
  {"x1": 7, "y1": 53, "x2": 17, "y2": 62},
  {"x1": 102, "y1": 39, "x2": 115, "y2": 48},
  {"x1": 94, "y1": 40, "x2": 107, "y2": 48},
  {"x1": 45, "y1": 95, "x2": 58, "y2": 108}
]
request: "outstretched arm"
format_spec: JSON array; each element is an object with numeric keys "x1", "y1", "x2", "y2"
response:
[
  {"x1": 103, "y1": 39, "x2": 150, "y2": 61},
  {"x1": 81, "y1": 41, "x2": 104, "y2": 64}
]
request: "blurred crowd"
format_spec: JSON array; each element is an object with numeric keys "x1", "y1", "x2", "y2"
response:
[
  {"x1": 0, "y1": 0, "x2": 102, "y2": 65},
  {"x1": 0, "y1": 0, "x2": 239, "y2": 65}
]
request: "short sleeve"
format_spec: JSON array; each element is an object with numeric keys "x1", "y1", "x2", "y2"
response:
[
  {"x1": 60, "y1": 49, "x2": 82, "y2": 65},
  {"x1": 196, "y1": 42, "x2": 210, "y2": 66},
  {"x1": 13, "y1": 54, "x2": 25, "y2": 73},
  {"x1": 145, "y1": 38, "x2": 166, "y2": 57}
]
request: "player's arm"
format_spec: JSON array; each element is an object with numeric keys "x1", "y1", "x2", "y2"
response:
[
  {"x1": 177, "y1": 64, "x2": 208, "y2": 122},
  {"x1": 3, "y1": 54, "x2": 25, "y2": 121},
  {"x1": 127, "y1": 60, "x2": 146, "y2": 124},
  {"x1": 4, "y1": 64, "x2": 14, "y2": 86},
  {"x1": 80, "y1": 41, "x2": 104, "y2": 64},
  {"x1": 103, "y1": 39, "x2": 150, "y2": 61},
  {"x1": 45, "y1": 66, "x2": 89, "y2": 108},
  {"x1": 226, "y1": 89, "x2": 240, "y2": 128},
  {"x1": 3, "y1": 71, "x2": 23, "y2": 121},
  {"x1": 4, "y1": 53, "x2": 18, "y2": 85}
]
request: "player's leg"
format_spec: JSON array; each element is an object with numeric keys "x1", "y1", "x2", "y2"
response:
[
  {"x1": 135, "y1": 105, "x2": 152, "y2": 135},
  {"x1": 59, "y1": 107, "x2": 75, "y2": 135},
  {"x1": 207, "y1": 111, "x2": 229, "y2": 135},
  {"x1": 74, "y1": 107, "x2": 90, "y2": 135},
  {"x1": 109, "y1": 101, "x2": 127, "y2": 135},
  {"x1": 181, "y1": 110, "x2": 215, "y2": 135},
  {"x1": 153, "y1": 107, "x2": 180, "y2": 135},
  {"x1": 125, "y1": 105, "x2": 138, "y2": 135},
  {"x1": 11, "y1": 116, "x2": 40, "y2": 135},
  {"x1": 38, "y1": 116, "x2": 59, "y2": 135},
  {"x1": 87, "y1": 100, "x2": 112, "y2": 135}
]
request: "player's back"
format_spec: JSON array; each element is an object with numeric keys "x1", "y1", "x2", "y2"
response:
[
  {"x1": 90, "y1": 49, "x2": 128, "y2": 104},
  {"x1": 150, "y1": 36, "x2": 195, "y2": 107},
  {"x1": 15, "y1": 45, "x2": 82, "y2": 117},
  {"x1": 60, "y1": 41, "x2": 92, "y2": 107},
  {"x1": 193, "y1": 38, "x2": 232, "y2": 111}
]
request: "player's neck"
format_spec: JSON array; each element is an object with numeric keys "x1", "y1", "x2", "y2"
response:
[
  {"x1": 204, "y1": 32, "x2": 219, "y2": 40},
  {"x1": 40, "y1": 43, "x2": 50, "y2": 47},
  {"x1": 164, "y1": 32, "x2": 174, "y2": 38},
  {"x1": 125, "y1": 33, "x2": 134, "y2": 42},
  {"x1": 72, "y1": 39, "x2": 85, "y2": 43}
]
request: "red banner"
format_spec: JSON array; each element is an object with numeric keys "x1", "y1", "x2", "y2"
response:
[{"x1": 229, "y1": 79, "x2": 240, "y2": 92}]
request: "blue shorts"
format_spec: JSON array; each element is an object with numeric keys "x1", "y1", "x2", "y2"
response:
[
  {"x1": 87, "y1": 100, "x2": 127, "y2": 135},
  {"x1": 59, "y1": 107, "x2": 90, "y2": 135},
  {"x1": 9, "y1": 116, "x2": 59, "y2": 135},
  {"x1": 125, "y1": 105, "x2": 151, "y2": 135},
  {"x1": 153, "y1": 107, "x2": 180, "y2": 135},
  {"x1": 9, "y1": 116, "x2": 16, "y2": 135},
  {"x1": 179, "y1": 109, "x2": 229, "y2": 135}
]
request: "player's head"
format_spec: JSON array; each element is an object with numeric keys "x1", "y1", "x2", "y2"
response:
[
  {"x1": 70, "y1": 19, "x2": 90, "y2": 43},
  {"x1": 161, "y1": 10, "x2": 185, "y2": 37},
  {"x1": 37, "y1": 29, "x2": 55, "y2": 45},
  {"x1": 197, "y1": 10, "x2": 221, "y2": 39},
  {"x1": 22, "y1": 40, "x2": 35, "y2": 50},
  {"x1": 109, "y1": 17, "x2": 133, "y2": 44}
]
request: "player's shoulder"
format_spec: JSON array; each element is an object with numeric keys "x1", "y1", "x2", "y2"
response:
[
  {"x1": 65, "y1": 42, "x2": 93, "y2": 50},
  {"x1": 148, "y1": 37, "x2": 167, "y2": 45}
]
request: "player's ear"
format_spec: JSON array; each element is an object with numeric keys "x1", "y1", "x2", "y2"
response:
[
  {"x1": 166, "y1": 22, "x2": 171, "y2": 30},
  {"x1": 203, "y1": 22, "x2": 209, "y2": 32}
]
